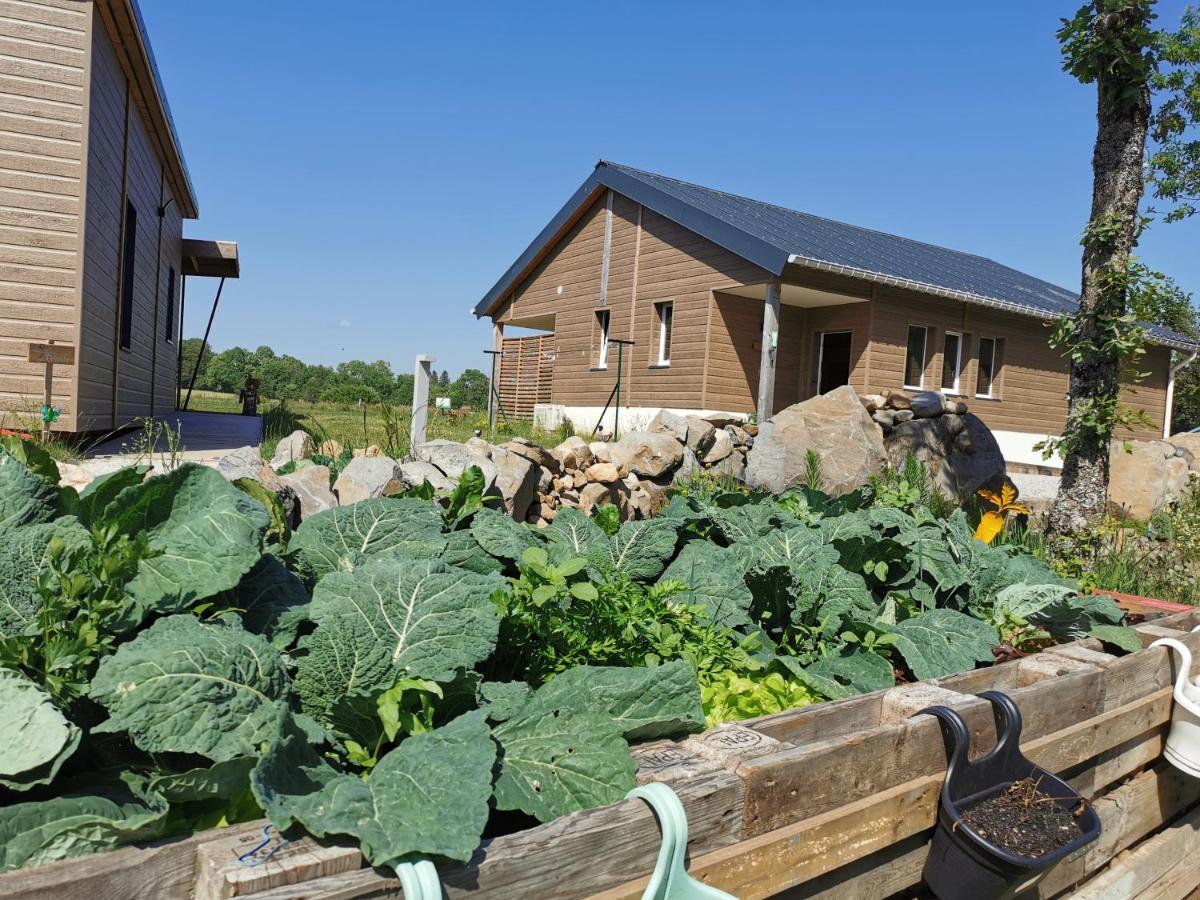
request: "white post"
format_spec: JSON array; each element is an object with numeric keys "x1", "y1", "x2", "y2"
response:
[
  {"x1": 412, "y1": 355, "x2": 435, "y2": 453},
  {"x1": 756, "y1": 281, "x2": 782, "y2": 422},
  {"x1": 488, "y1": 323, "x2": 504, "y2": 431},
  {"x1": 1165, "y1": 350, "x2": 1199, "y2": 439}
]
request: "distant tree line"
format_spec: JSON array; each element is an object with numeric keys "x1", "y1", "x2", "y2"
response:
[{"x1": 179, "y1": 340, "x2": 490, "y2": 409}]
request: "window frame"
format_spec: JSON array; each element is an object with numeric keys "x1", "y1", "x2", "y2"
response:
[
  {"x1": 903, "y1": 324, "x2": 929, "y2": 390},
  {"x1": 118, "y1": 200, "x2": 137, "y2": 352},
  {"x1": 976, "y1": 336, "x2": 999, "y2": 399},
  {"x1": 941, "y1": 330, "x2": 963, "y2": 395},
  {"x1": 654, "y1": 300, "x2": 673, "y2": 366},
  {"x1": 595, "y1": 309, "x2": 610, "y2": 370},
  {"x1": 164, "y1": 265, "x2": 176, "y2": 344}
]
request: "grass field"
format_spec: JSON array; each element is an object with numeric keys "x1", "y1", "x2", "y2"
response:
[{"x1": 185, "y1": 390, "x2": 563, "y2": 459}]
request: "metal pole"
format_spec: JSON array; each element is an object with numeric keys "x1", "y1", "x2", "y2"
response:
[
  {"x1": 609, "y1": 339, "x2": 634, "y2": 441},
  {"x1": 183, "y1": 276, "x2": 225, "y2": 411},
  {"x1": 176, "y1": 274, "x2": 187, "y2": 409},
  {"x1": 484, "y1": 349, "x2": 509, "y2": 432}
]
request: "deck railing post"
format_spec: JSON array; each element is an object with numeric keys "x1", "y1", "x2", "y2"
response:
[
  {"x1": 412, "y1": 355, "x2": 435, "y2": 454},
  {"x1": 756, "y1": 281, "x2": 781, "y2": 423}
]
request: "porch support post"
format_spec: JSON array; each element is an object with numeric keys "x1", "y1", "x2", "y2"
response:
[
  {"x1": 412, "y1": 355, "x2": 435, "y2": 452},
  {"x1": 756, "y1": 281, "x2": 782, "y2": 422},
  {"x1": 488, "y1": 322, "x2": 504, "y2": 430}
]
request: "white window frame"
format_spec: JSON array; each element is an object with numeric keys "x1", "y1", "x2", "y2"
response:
[
  {"x1": 655, "y1": 301, "x2": 673, "y2": 366},
  {"x1": 941, "y1": 330, "x2": 962, "y2": 395},
  {"x1": 976, "y1": 336, "x2": 998, "y2": 399},
  {"x1": 596, "y1": 309, "x2": 610, "y2": 369},
  {"x1": 904, "y1": 325, "x2": 929, "y2": 390}
]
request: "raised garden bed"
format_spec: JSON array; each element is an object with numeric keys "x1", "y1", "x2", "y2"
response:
[{"x1": 4, "y1": 605, "x2": 1198, "y2": 900}]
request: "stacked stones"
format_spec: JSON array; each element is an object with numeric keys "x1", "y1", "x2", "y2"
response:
[{"x1": 860, "y1": 389, "x2": 969, "y2": 433}]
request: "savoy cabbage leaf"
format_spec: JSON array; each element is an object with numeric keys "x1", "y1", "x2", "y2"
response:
[
  {"x1": 0, "y1": 773, "x2": 168, "y2": 872},
  {"x1": 544, "y1": 507, "x2": 608, "y2": 565},
  {"x1": 102, "y1": 464, "x2": 268, "y2": 620},
  {"x1": 0, "y1": 449, "x2": 57, "y2": 529},
  {"x1": 0, "y1": 667, "x2": 80, "y2": 791},
  {"x1": 0, "y1": 518, "x2": 91, "y2": 641},
  {"x1": 218, "y1": 555, "x2": 311, "y2": 650},
  {"x1": 888, "y1": 609, "x2": 999, "y2": 680},
  {"x1": 90, "y1": 615, "x2": 290, "y2": 762},
  {"x1": 658, "y1": 541, "x2": 754, "y2": 629},
  {"x1": 255, "y1": 711, "x2": 496, "y2": 865},
  {"x1": 59, "y1": 465, "x2": 149, "y2": 528},
  {"x1": 294, "y1": 555, "x2": 501, "y2": 732},
  {"x1": 780, "y1": 650, "x2": 894, "y2": 701},
  {"x1": 290, "y1": 497, "x2": 446, "y2": 579},
  {"x1": 470, "y1": 507, "x2": 541, "y2": 562}
]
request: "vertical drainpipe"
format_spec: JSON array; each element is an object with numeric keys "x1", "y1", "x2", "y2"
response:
[{"x1": 1164, "y1": 349, "x2": 1199, "y2": 439}]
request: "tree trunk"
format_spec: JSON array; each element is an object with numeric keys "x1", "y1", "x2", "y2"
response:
[{"x1": 1048, "y1": 5, "x2": 1152, "y2": 540}]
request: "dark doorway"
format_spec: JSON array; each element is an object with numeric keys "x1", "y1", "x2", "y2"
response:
[{"x1": 818, "y1": 331, "x2": 852, "y2": 395}]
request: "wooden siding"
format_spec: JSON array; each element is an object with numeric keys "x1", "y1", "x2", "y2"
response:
[
  {"x1": 0, "y1": 0, "x2": 88, "y2": 431},
  {"x1": 498, "y1": 193, "x2": 766, "y2": 414},
  {"x1": 867, "y1": 289, "x2": 1167, "y2": 440},
  {"x1": 75, "y1": 9, "x2": 182, "y2": 431}
]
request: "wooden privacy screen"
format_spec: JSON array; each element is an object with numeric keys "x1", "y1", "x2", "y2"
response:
[{"x1": 496, "y1": 335, "x2": 554, "y2": 420}]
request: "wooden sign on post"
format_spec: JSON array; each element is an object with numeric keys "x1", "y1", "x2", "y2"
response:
[{"x1": 27, "y1": 341, "x2": 74, "y2": 440}]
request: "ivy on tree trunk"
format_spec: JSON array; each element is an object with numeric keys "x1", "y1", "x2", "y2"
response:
[{"x1": 1049, "y1": 0, "x2": 1155, "y2": 540}]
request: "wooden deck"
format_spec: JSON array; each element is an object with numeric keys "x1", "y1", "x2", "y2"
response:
[{"x1": 86, "y1": 411, "x2": 262, "y2": 459}]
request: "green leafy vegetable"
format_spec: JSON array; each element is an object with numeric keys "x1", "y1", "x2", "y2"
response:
[
  {"x1": 888, "y1": 609, "x2": 1000, "y2": 680},
  {"x1": 0, "y1": 668, "x2": 80, "y2": 790},
  {"x1": 290, "y1": 497, "x2": 446, "y2": 578}
]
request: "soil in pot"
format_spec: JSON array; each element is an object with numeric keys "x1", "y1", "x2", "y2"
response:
[{"x1": 958, "y1": 777, "x2": 1086, "y2": 858}]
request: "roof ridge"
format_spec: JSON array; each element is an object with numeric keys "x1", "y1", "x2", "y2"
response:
[{"x1": 599, "y1": 159, "x2": 1025, "y2": 272}]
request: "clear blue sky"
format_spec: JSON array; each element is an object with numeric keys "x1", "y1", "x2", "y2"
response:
[{"x1": 141, "y1": 0, "x2": 1199, "y2": 379}]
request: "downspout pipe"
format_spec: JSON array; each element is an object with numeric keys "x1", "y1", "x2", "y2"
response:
[{"x1": 1164, "y1": 349, "x2": 1199, "y2": 439}]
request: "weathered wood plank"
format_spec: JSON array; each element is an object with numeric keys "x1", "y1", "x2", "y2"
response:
[
  {"x1": 593, "y1": 688, "x2": 1173, "y2": 900},
  {"x1": 1065, "y1": 804, "x2": 1200, "y2": 899},
  {"x1": 0, "y1": 821, "x2": 265, "y2": 900}
]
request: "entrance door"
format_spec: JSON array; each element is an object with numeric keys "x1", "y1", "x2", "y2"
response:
[{"x1": 817, "y1": 331, "x2": 852, "y2": 395}]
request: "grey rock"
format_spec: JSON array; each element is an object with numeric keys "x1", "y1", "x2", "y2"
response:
[
  {"x1": 551, "y1": 436, "x2": 594, "y2": 471},
  {"x1": 271, "y1": 430, "x2": 314, "y2": 470},
  {"x1": 860, "y1": 394, "x2": 887, "y2": 413},
  {"x1": 500, "y1": 436, "x2": 556, "y2": 472},
  {"x1": 710, "y1": 450, "x2": 747, "y2": 481},
  {"x1": 910, "y1": 391, "x2": 944, "y2": 418},
  {"x1": 702, "y1": 428, "x2": 734, "y2": 465},
  {"x1": 746, "y1": 386, "x2": 888, "y2": 495},
  {"x1": 885, "y1": 412, "x2": 1005, "y2": 502},
  {"x1": 279, "y1": 465, "x2": 337, "y2": 519},
  {"x1": 612, "y1": 431, "x2": 684, "y2": 478},
  {"x1": 892, "y1": 409, "x2": 915, "y2": 424},
  {"x1": 671, "y1": 447, "x2": 702, "y2": 485},
  {"x1": 216, "y1": 446, "x2": 264, "y2": 482},
  {"x1": 647, "y1": 410, "x2": 690, "y2": 443},
  {"x1": 489, "y1": 445, "x2": 539, "y2": 521},
  {"x1": 397, "y1": 460, "x2": 455, "y2": 492},
  {"x1": 1109, "y1": 439, "x2": 1192, "y2": 520},
  {"x1": 333, "y1": 456, "x2": 405, "y2": 505},
  {"x1": 684, "y1": 416, "x2": 717, "y2": 455},
  {"x1": 703, "y1": 414, "x2": 742, "y2": 429},
  {"x1": 872, "y1": 409, "x2": 896, "y2": 428},
  {"x1": 589, "y1": 441, "x2": 612, "y2": 463}
]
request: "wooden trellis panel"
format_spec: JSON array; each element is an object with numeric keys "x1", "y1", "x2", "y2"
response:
[{"x1": 497, "y1": 335, "x2": 554, "y2": 421}]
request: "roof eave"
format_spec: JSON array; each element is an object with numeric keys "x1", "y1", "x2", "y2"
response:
[
  {"x1": 785, "y1": 254, "x2": 1200, "y2": 352},
  {"x1": 472, "y1": 162, "x2": 791, "y2": 319}
]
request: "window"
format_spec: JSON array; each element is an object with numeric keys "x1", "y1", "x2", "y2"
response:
[
  {"x1": 655, "y1": 301, "x2": 673, "y2": 365},
  {"x1": 164, "y1": 266, "x2": 176, "y2": 343},
  {"x1": 977, "y1": 337, "x2": 1000, "y2": 398},
  {"x1": 941, "y1": 331, "x2": 962, "y2": 393},
  {"x1": 595, "y1": 309, "x2": 610, "y2": 369},
  {"x1": 118, "y1": 200, "x2": 137, "y2": 351},
  {"x1": 904, "y1": 325, "x2": 928, "y2": 389}
]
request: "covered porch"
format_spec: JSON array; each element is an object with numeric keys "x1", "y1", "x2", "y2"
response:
[{"x1": 724, "y1": 276, "x2": 872, "y2": 420}]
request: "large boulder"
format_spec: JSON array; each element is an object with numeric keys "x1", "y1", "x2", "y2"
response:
[
  {"x1": 685, "y1": 416, "x2": 717, "y2": 456},
  {"x1": 279, "y1": 465, "x2": 337, "y2": 519},
  {"x1": 216, "y1": 446, "x2": 264, "y2": 482},
  {"x1": 1169, "y1": 432, "x2": 1200, "y2": 474},
  {"x1": 487, "y1": 445, "x2": 540, "y2": 521},
  {"x1": 746, "y1": 386, "x2": 887, "y2": 495},
  {"x1": 884, "y1": 412, "x2": 1005, "y2": 501},
  {"x1": 1109, "y1": 440, "x2": 1191, "y2": 520},
  {"x1": 611, "y1": 431, "x2": 684, "y2": 478},
  {"x1": 397, "y1": 460, "x2": 455, "y2": 492},
  {"x1": 414, "y1": 439, "x2": 487, "y2": 480},
  {"x1": 647, "y1": 410, "x2": 689, "y2": 443},
  {"x1": 500, "y1": 436, "x2": 557, "y2": 473},
  {"x1": 332, "y1": 456, "x2": 405, "y2": 505},
  {"x1": 702, "y1": 428, "x2": 734, "y2": 465},
  {"x1": 271, "y1": 430, "x2": 313, "y2": 470}
]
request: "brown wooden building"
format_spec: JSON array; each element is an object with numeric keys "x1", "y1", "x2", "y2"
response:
[
  {"x1": 0, "y1": 0, "x2": 237, "y2": 434},
  {"x1": 475, "y1": 162, "x2": 1198, "y2": 467}
]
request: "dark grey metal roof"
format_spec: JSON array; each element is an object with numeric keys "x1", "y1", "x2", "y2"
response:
[{"x1": 474, "y1": 161, "x2": 1197, "y2": 351}]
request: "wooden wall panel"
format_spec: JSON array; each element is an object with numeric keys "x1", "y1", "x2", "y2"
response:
[
  {"x1": 498, "y1": 193, "x2": 766, "y2": 415},
  {"x1": 0, "y1": 0, "x2": 88, "y2": 431},
  {"x1": 1119, "y1": 344, "x2": 1169, "y2": 439},
  {"x1": 76, "y1": 8, "x2": 184, "y2": 431}
]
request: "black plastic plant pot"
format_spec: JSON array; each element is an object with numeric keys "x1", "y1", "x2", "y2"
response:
[{"x1": 913, "y1": 691, "x2": 1101, "y2": 900}]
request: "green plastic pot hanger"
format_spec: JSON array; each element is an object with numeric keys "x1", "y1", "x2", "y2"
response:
[
  {"x1": 628, "y1": 783, "x2": 737, "y2": 900},
  {"x1": 393, "y1": 858, "x2": 442, "y2": 899}
]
